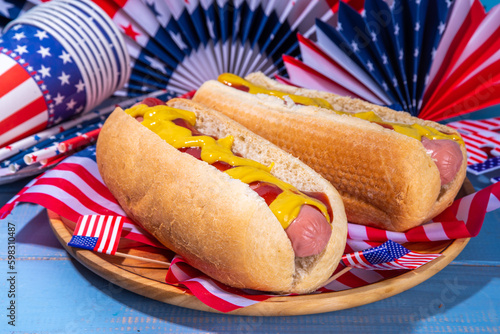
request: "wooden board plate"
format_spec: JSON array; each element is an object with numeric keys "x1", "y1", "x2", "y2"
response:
[{"x1": 48, "y1": 180, "x2": 474, "y2": 316}]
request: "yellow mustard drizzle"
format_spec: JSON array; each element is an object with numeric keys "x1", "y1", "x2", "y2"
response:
[
  {"x1": 125, "y1": 104, "x2": 331, "y2": 229},
  {"x1": 218, "y1": 73, "x2": 464, "y2": 145}
]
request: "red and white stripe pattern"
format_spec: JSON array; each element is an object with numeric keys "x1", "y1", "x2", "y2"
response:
[
  {"x1": 0, "y1": 52, "x2": 48, "y2": 147},
  {"x1": 0, "y1": 148, "x2": 164, "y2": 249},
  {"x1": 166, "y1": 256, "x2": 272, "y2": 312},
  {"x1": 69, "y1": 215, "x2": 124, "y2": 255},
  {"x1": 447, "y1": 117, "x2": 500, "y2": 165},
  {"x1": 341, "y1": 250, "x2": 441, "y2": 270}
]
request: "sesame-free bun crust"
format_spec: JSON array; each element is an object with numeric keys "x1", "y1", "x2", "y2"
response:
[
  {"x1": 96, "y1": 99, "x2": 347, "y2": 294},
  {"x1": 192, "y1": 73, "x2": 467, "y2": 232}
]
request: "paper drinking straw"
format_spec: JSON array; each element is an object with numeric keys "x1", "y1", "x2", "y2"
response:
[
  {"x1": 23, "y1": 145, "x2": 61, "y2": 166},
  {"x1": 58, "y1": 128, "x2": 101, "y2": 153},
  {"x1": 0, "y1": 90, "x2": 166, "y2": 162}
]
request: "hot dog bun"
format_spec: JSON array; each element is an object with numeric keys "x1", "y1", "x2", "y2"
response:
[
  {"x1": 192, "y1": 72, "x2": 468, "y2": 232},
  {"x1": 96, "y1": 98, "x2": 347, "y2": 294}
]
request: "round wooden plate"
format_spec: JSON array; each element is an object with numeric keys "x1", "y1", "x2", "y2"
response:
[{"x1": 48, "y1": 180, "x2": 474, "y2": 316}]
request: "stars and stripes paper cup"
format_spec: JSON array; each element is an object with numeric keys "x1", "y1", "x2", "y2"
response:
[
  {"x1": 0, "y1": 0, "x2": 129, "y2": 148},
  {"x1": 0, "y1": 23, "x2": 88, "y2": 147}
]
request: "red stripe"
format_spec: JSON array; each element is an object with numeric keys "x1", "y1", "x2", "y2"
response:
[
  {"x1": 405, "y1": 226, "x2": 431, "y2": 242},
  {"x1": 120, "y1": 228, "x2": 165, "y2": 249},
  {"x1": 91, "y1": 0, "x2": 121, "y2": 18},
  {"x1": 74, "y1": 216, "x2": 86, "y2": 235},
  {"x1": 335, "y1": 271, "x2": 370, "y2": 288},
  {"x1": 33, "y1": 177, "x2": 119, "y2": 216},
  {"x1": 297, "y1": 34, "x2": 367, "y2": 89},
  {"x1": 95, "y1": 217, "x2": 112, "y2": 252},
  {"x1": 1, "y1": 122, "x2": 47, "y2": 148},
  {"x1": 464, "y1": 186, "x2": 492, "y2": 237},
  {"x1": 53, "y1": 162, "x2": 118, "y2": 203},
  {"x1": 179, "y1": 279, "x2": 242, "y2": 313},
  {"x1": 89, "y1": 216, "x2": 101, "y2": 238},
  {"x1": 365, "y1": 227, "x2": 388, "y2": 243},
  {"x1": 0, "y1": 62, "x2": 32, "y2": 98},
  {"x1": 80, "y1": 216, "x2": 91, "y2": 235},
  {"x1": 211, "y1": 279, "x2": 270, "y2": 302},
  {"x1": 282, "y1": 55, "x2": 361, "y2": 99},
  {"x1": 110, "y1": 218, "x2": 124, "y2": 255},
  {"x1": 13, "y1": 192, "x2": 81, "y2": 222}
]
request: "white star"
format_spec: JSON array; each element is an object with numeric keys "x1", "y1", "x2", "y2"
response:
[
  {"x1": 37, "y1": 46, "x2": 51, "y2": 58},
  {"x1": 66, "y1": 99, "x2": 77, "y2": 110},
  {"x1": 431, "y1": 48, "x2": 437, "y2": 60},
  {"x1": 445, "y1": 0, "x2": 453, "y2": 7},
  {"x1": 399, "y1": 50, "x2": 404, "y2": 60},
  {"x1": 12, "y1": 24, "x2": 22, "y2": 31},
  {"x1": 0, "y1": 1, "x2": 14, "y2": 17},
  {"x1": 351, "y1": 41, "x2": 359, "y2": 52},
  {"x1": 144, "y1": 55, "x2": 167, "y2": 74},
  {"x1": 336, "y1": 22, "x2": 343, "y2": 32},
  {"x1": 59, "y1": 51, "x2": 72, "y2": 64},
  {"x1": 169, "y1": 31, "x2": 188, "y2": 50},
  {"x1": 13, "y1": 32, "x2": 26, "y2": 41},
  {"x1": 38, "y1": 65, "x2": 51, "y2": 78},
  {"x1": 207, "y1": 18, "x2": 215, "y2": 39},
  {"x1": 438, "y1": 21, "x2": 446, "y2": 34},
  {"x1": 392, "y1": 77, "x2": 398, "y2": 87},
  {"x1": 58, "y1": 71, "x2": 70, "y2": 85},
  {"x1": 414, "y1": 48, "x2": 419, "y2": 57},
  {"x1": 415, "y1": 22, "x2": 420, "y2": 32},
  {"x1": 14, "y1": 44, "x2": 28, "y2": 55},
  {"x1": 413, "y1": 74, "x2": 418, "y2": 83},
  {"x1": 76, "y1": 105, "x2": 84, "y2": 113},
  {"x1": 75, "y1": 80, "x2": 85, "y2": 92},
  {"x1": 382, "y1": 54, "x2": 388, "y2": 64},
  {"x1": 382, "y1": 82, "x2": 388, "y2": 91},
  {"x1": 394, "y1": 24, "x2": 400, "y2": 36},
  {"x1": 34, "y1": 30, "x2": 49, "y2": 40},
  {"x1": 371, "y1": 31, "x2": 377, "y2": 42},
  {"x1": 366, "y1": 61, "x2": 374, "y2": 72}
]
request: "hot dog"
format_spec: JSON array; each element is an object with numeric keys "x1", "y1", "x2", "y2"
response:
[
  {"x1": 96, "y1": 98, "x2": 347, "y2": 294},
  {"x1": 192, "y1": 72, "x2": 468, "y2": 232}
]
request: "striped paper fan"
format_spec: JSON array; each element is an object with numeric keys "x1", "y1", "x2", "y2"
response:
[
  {"x1": 91, "y1": 0, "x2": 358, "y2": 97},
  {"x1": 0, "y1": 0, "x2": 363, "y2": 97},
  {"x1": 281, "y1": 0, "x2": 500, "y2": 122}
]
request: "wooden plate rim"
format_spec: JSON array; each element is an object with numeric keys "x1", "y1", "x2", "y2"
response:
[{"x1": 49, "y1": 213, "x2": 470, "y2": 316}]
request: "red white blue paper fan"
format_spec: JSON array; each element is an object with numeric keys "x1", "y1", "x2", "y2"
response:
[
  {"x1": 89, "y1": 0, "x2": 362, "y2": 97},
  {"x1": 0, "y1": 0, "x2": 362, "y2": 97},
  {"x1": 281, "y1": 0, "x2": 500, "y2": 122}
]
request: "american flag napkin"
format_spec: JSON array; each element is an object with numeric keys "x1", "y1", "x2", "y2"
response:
[{"x1": 1, "y1": 145, "x2": 499, "y2": 312}]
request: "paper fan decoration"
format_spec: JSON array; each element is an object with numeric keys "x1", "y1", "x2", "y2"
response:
[
  {"x1": 0, "y1": 0, "x2": 364, "y2": 97},
  {"x1": 280, "y1": 0, "x2": 500, "y2": 122},
  {"x1": 89, "y1": 0, "x2": 365, "y2": 97}
]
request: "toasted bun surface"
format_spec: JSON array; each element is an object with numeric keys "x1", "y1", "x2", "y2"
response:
[
  {"x1": 192, "y1": 73, "x2": 467, "y2": 232},
  {"x1": 96, "y1": 98, "x2": 347, "y2": 294}
]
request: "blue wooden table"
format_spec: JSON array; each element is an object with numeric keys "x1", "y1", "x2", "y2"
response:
[{"x1": 0, "y1": 106, "x2": 499, "y2": 333}]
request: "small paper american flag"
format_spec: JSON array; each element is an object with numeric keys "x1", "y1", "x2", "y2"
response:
[
  {"x1": 341, "y1": 240, "x2": 441, "y2": 270},
  {"x1": 68, "y1": 215, "x2": 124, "y2": 255}
]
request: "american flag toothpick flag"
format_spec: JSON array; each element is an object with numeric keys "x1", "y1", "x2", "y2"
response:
[
  {"x1": 341, "y1": 240, "x2": 442, "y2": 270},
  {"x1": 68, "y1": 215, "x2": 124, "y2": 255}
]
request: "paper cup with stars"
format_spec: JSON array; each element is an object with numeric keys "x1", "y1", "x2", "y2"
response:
[
  {"x1": 0, "y1": 23, "x2": 89, "y2": 148},
  {"x1": 0, "y1": 0, "x2": 129, "y2": 148}
]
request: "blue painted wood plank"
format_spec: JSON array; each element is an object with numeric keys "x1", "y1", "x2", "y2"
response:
[{"x1": 0, "y1": 260, "x2": 497, "y2": 333}]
